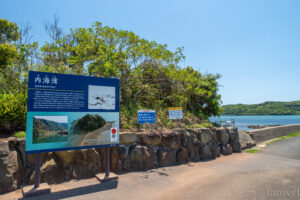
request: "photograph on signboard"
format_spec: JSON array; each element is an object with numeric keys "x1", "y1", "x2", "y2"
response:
[
  {"x1": 88, "y1": 85, "x2": 115, "y2": 110},
  {"x1": 68, "y1": 113, "x2": 117, "y2": 146},
  {"x1": 32, "y1": 116, "x2": 68, "y2": 144}
]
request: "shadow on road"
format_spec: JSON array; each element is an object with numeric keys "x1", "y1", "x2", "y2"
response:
[{"x1": 19, "y1": 180, "x2": 118, "y2": 200}]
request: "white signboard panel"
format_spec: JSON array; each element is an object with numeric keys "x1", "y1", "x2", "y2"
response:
[{"x1": 168, "y1": 107, "x2": 183, "y2": 120}]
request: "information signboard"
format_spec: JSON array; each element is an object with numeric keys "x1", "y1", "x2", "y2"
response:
[
  {"x1": 138, "y1": 110, "x2": 156, "y2": 124},
  {"x1": 168, "y1": 107, "x2": 183, "y2": 120},
  {"x1": 26, "y1": 71, "x2": 119, "y2": 154}
]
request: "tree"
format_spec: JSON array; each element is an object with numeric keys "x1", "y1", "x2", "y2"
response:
[
  {"x1": 1, "y1": 17, "x2": 223, "y2": 133},
  {"x1": 0, "y1": 19, "x2": 37, "y2": 134},
  {"x1": 0, "y1": 43, "x2": 18, "y2": 68},
  {"x1": 0, "y1": 19, "x2": 38, "y2": 93},
  {"x1": 0, "y1": 19, "x2": 19, "y2": 70},
  {"x1": 0, "y1": 19, "x2": 19, "y2": 43},
  {"x1": 40, "y1": 21, "x2": 185, "y2": 104},
  {"x1": 39, "y1": 20, "x2": 222, "y2": 127}
]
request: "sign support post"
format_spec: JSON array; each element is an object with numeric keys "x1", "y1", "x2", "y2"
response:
[
  {"x1": 22, "y1": 153, "x2": 51, "y2": 198},
  {"x1": 105, "y1": 147, "x2": 110, "y2": 178},
  {"x1": 34, "y1": 153, "x2": 41, "y2": 188},
  {"x1": 96, "y1": 147, "x2": 118, "y2": 182}
]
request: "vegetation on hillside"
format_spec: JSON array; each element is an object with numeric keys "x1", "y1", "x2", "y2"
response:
[
  {"x1": 222, "y1": 101, "x2": 300, "y2": 115},
  {"x1": 0, "y1": 17, "x2": 222, "y2": 135}
]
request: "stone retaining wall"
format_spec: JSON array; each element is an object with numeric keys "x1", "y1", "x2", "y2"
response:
[
  {"x1": 0, "y1": 127, "x2": 241, "y2": 194},
  {"x1": 246, "y1": 124, "x2": 300, "y2": 143}
]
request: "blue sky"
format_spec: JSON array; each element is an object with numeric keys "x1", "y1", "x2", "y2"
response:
[{"x1": 1, "y1": 0, "x2": 300, "y2": 105}]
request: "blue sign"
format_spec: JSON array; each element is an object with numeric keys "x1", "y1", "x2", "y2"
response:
[
  {"x1": 26, "y1": 71, "x2": 120, "y2": 154},
  {"x1": 138, "y1": 110, "x2": 156, "y2": 124}
]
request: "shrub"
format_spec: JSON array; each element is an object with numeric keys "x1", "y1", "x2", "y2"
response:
[
  {"x1": 13, "y1": 131, "x2": 26, "y2": 138},
  {"x1": 0, "y1": 92, "x2": 27, "y2": 134}
]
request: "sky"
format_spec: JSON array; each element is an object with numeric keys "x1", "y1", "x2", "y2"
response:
[{"x1": 1, "y1": 0, "x2": 300, "y2": 105}]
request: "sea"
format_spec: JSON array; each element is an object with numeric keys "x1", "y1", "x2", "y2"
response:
[{"x1": 209, "y1": 115, "x2": 300, "y2": 130}]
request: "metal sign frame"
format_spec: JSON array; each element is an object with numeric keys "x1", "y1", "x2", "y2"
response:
[{"x1": 26, "y1": 71, "x2": 120, "y2": 154}]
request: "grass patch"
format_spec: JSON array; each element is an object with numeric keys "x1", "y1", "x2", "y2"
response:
[
  {"x1": 245, "y1": 149, "x2": 260, "y2": 153},
  {"x1": 266, "y1": 132, "x2": 300, "y2": 145},
  {"x1": 13, "y1": 131, "x2": 26, "y2": 138}
]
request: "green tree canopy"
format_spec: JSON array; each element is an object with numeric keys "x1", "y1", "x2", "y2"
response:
[
  {"x1": 0, "y1": 19, "x2": 19, "y2": 71},
  {"x1": 0, "y1": 19, "x2": 19, "y2": 44},
  {"x1": 1, "y1": 17, "x2": 222, "y2": 133}
]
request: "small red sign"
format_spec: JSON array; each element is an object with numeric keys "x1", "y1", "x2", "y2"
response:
[{"x1": 111, "y1": 128, "x2": 117, "y2": 134}]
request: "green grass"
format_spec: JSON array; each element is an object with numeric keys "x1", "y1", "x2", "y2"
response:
[
  {"x1": 266, "y1": 132, "x2": 300, "y2": 145},
  {"x1": 13, "y1": 131, "x2": 26, "y2": 138},
  {"x1": 245, "y1": 149, "x2": 260, "y2": 153}
]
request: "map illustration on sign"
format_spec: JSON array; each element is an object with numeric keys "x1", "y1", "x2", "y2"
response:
[{"x1": 88, "y1": 85, "x2": 116, "y2": 110}]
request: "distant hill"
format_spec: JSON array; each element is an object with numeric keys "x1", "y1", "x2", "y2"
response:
[
  {"x1": 222, "y1": 101, "x2": 300, "y2": 115},
  {"x1": 33, "y1": 118, "x2": 68, "y2": 131}
]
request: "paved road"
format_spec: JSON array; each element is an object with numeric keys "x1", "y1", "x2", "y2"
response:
[
  {"x1": 260, "y1": 136, "x2": 300, "y2": 160},
  {"x1": 4, "y1": 137, "x2": 300, "y2": 200}
]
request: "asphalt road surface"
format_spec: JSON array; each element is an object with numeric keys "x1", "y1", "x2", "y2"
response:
[{"x1": 4, "y1": 137, "x2": 300, "y2": 200}]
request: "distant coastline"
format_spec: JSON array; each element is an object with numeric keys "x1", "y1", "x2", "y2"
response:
[
  {"x1": 222, "y1": 101, "x2": 300, "y2": 115},
  {"x1": 222, "y1": 114, "x2": 300, "y2": 116},
  {"x1": 210, "y1": 115, "x2": 300, "y2": 130}
]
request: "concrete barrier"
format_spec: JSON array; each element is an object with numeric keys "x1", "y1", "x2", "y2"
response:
[{"x1": 246, "y1": 124, "x2": 300, "y2": 143}]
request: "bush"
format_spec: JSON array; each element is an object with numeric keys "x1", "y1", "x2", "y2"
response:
[
  {"x1": 0, "y1": 92, "x2": 27, "y2": 134},
  {"x1": 13, "y1": 131, "x2": 26, "y2": 138}
]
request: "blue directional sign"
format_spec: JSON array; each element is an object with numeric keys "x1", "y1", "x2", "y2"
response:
[
  {"x1": 26, "y1": 71, "x2": 120, "y2": 154},
  {"x1": 138, "y1": 110, "x2": 156, "y2": 124}
]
